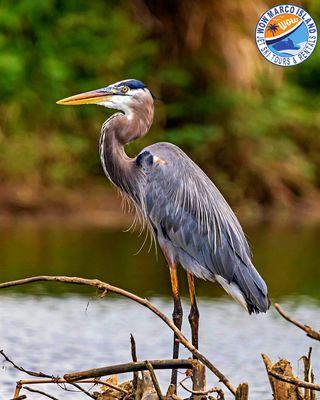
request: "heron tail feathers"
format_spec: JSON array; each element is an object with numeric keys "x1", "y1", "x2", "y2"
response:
[{"x1": 216, "y1": 263, "x2": 270, "y2": 314}]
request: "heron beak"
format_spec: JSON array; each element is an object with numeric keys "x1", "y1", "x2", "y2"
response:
[{"x1": 56, "y1": 88, "x2": 114, "y2": 105}]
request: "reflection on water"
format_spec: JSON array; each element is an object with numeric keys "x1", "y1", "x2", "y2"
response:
[
  {"x1": 0, "y1": 222, "x2": 319, "y2": 299},
  {"x1": 0, "y1": 223, "x2": 320, "y2": 399}
]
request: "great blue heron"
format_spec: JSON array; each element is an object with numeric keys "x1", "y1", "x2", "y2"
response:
[{"x1": 57, "y1": 79, "x2": 270, "y2": 388}]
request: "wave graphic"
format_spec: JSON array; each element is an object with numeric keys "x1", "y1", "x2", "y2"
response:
[{"x1": 275, "y1": 41, "x2": 306, "y2": 56}]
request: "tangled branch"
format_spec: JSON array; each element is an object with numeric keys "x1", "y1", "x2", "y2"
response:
[
  {"x1": 0, "y1": 275, "x2": 236, "y2": 395},
  {"x1": 268, "y1": 370, "x2": 320, "y2": 391},
  {"x1": 180, "y1": 380, "x2": 225, "y2": 398},
  {"x1": 1, "y1": 350, "x2": 126, "y2": 399}
]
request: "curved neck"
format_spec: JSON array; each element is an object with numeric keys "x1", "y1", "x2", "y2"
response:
[{"x1": 99, "y1": 106, "x2": 153, "y2": 199}]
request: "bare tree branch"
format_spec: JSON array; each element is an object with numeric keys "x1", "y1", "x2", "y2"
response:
[
  {"x1": 0, "y1": 349, "x2": 52, "y2": 378},
  {"x1": 262, "y1": 352, "x2": 320, "y2": 395},
  {"x1": 64, "y1": 359, "x2": 194, "y2": 380},
  {"x1": 130, "y1": 334, "x2": 139, "y2": 391},
  {"x1": 0, "y1": 350, "x2": 116, "y2": 399},
  {"x1": 23, "y1": 386, "x2": 59, "y2": 400},
  {"x1": 67, "y1": 382, "x2": 96, "y2": 399},
  {"x1": 145, "y1": 361, "x2": 164, "y2": 400},
  {"x1": 100, "y1": 380, "x2": 128, "y2": 395},
  {"x1": 235, "y1": 383, "x2": 249, "y2": 400},
  {"x1": 180, "y1": 380, "x2": 224, "y2": 397},
  {"x1": 268, "y1": 370, "x2": 320, "y2": 391},
  {"x1": 0, "y1": 275, "x2": 236, "y2": 395},
  {"x1": 12, "y1": 377, "x2": 123, "y2": 390},
  {"x1": 274, "y1": 303, "x2": 320, "y2": 341}
]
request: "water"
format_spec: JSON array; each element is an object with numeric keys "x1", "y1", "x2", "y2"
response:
[{"x1": 0, "y1": 222, "x2": 320, "y2": 399}]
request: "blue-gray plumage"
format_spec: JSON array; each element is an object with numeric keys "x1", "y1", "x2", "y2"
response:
[
  {"x1": 57, "y1": 78, "x2": 270, "y2": 388},
  {"x1": 138, "y1": 143, "x2": 269, "y2": 314}
]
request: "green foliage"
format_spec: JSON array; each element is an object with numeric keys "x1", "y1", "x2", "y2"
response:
[
  {"x1": 0, "y1": 0, "x2": 319, "y2": 209},
  {"x1": 0, "y1": 0, "x2": 156, "y2": 186}
]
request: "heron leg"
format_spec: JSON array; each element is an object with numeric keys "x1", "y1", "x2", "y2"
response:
[
  {"x1": 168, "y1": 262, "x2": 183, "y2": 389},
  {"x1": 187, "y1": 272, "x2": 199, "y2": 353}
]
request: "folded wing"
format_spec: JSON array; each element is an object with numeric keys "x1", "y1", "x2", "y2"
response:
[{"x1": 139, "y1": 142, "x2": 270, "y2": 314}]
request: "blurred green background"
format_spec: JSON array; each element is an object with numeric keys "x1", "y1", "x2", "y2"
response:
[{"x1": 0, "y1": 0, "x2": 320, "y2": 219}]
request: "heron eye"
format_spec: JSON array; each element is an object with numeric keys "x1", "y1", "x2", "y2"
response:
[{"x1": 121, "y1": 86, "x2": 129, "y2": 93}]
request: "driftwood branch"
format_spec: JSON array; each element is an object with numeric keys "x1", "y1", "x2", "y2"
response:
[
  {"x1": 275, "y1": 303, "x2": 320, "y2": 341},
  {"x1": 234, "y1": 383, "x2": 249, "y2": 400},
  {"x1": 98, "y1": 380, "x2": 128, "y2": 395},
  {"x1": 262, "y1": 352, "x2": 320, "y2": 400},
  {"x1": 14, "y1": 378, "x2": 124, "y2": 391},
  {"x1": 1, "y1": 350, "x2": 123, "y2": 399},
  {"x1": 268, "y1": 371, "x2": 320, "y2": 391},
  {"x1": 301, "y1": 347, "x2": 316, "y2": 400},
  {"x1": 180, "y1": 381, "x2": 224, "y2": 397},
  {"x1": 0, "y1": 275, "x2": 236, "y2": 395},
  {"x1": 262, "y1": 354, "x2": 302, "y2": 399},
  {"x1": 130, "y1": 334, "x2": 139, "y2": 391},
  {"x1": 64, "y1": 359, "x2": 194, "y2": 380},
  {"x1": 145, "y1": 361, "x2": 164, "y2": 400},
  {"x1": 67, "y1": 381, "x2": 96, "y2": 399},
  {"x1": 2, "y1": 349, "x2": 199, "y2": 400},
  {"x1": 191, "y1": 360, "x2": 207, "y2": 400}
]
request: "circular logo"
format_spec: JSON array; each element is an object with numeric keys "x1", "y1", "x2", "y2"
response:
[{"x1": 255, "y1": 4, "x2": 317, "y2": 66}]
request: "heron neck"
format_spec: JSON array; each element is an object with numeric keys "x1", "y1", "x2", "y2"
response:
[{"x1": 99, "y1": 109, "x2": 153, "y2": 198}]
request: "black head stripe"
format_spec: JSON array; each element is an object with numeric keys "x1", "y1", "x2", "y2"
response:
[{"x1": 118, "y1": 79, "x2": 147, "y2": 90}]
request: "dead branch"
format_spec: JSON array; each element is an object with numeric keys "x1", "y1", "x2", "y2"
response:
[
  {"x1": 234, "y1": 383, "x2": 249, "y2": 400},
  {"x1": 68, "y1": 381, "x2": 96, "y2": 399},
  {"x1": 11, "y1": 396, "x2": 27, "y2": 400},
  {"x1": 14, "y1": 378, "x2": 125, "y2": 391},
  {"x1": 23, "y1": 386, "x2": 59, "y2": 400},
  {"x1": 1, "y1": 350, "x2": 123, "y2": 399},
  {"x1": 0, "y1": 275, "x2": 236, "y2": 395},
  {"x1": 140, "y1": 371, "x2": 158, "y2": 400},
  {"x1": 64, "y1": 359, "x2": 194, "y2": 380},
  {"x1": 275, "y1": 303, "x2": 320, "y2": 341},
  {"x1": 262, "y1": 354, "x2": 302, "y2": 400},
  {"x1": 262, "y1": 352, "x2": 320, "y2": 400},
  {"x1": 14, "y1": 378, "x2": 117, "y2": 385},
  {"x1": 2, "y1": 351, "x2": 193, "y2": 400},
  {"x1": 268, "y1": 371, "x2": 320, "y2": 391},
  {"x1": 0, "y1": 349, "x2": 52, "y2": 378},
  {"x1": 145, "y1": 361, "x2": 164, "y2": 400},
  {"x1": 300, "y1": 347, "x2": 316, "y2": 400},
  {"x1": 130, "y1": 334, "x2": 138, "y2": 391},
  {"x1": 179, "y1": 381, "x2": 224, "y2": 397},
  {"x1": 165, "y1": 384, "x2": 176, "y2": 399},
  {"x1": 101, "y1": 380, "x2": 129, "y2": 395},
  {"x1": 191, "y1": 361, "x2": 207, "y2": 400}
]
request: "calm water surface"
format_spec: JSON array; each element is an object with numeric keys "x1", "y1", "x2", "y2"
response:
[{"x1": 0, "y1": 222, "x2": 319, "y2": 399}]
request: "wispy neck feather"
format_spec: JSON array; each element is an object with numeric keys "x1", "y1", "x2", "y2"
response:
[{"x1": 99, "y1": 97, "x2": 154, "y2": 203}]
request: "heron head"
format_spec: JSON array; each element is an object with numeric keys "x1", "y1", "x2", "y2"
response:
[{"x1": 57, "y1": 79, "x2": 154, "y2": 116}]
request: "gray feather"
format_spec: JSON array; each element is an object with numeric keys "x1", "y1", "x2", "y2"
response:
[{"x1": 137, "y1": 142, "x2": 270, "y2": 314}]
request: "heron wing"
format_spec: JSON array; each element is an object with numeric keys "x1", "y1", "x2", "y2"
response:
[{"x1": 138, "y1": 142, "x2": 269, "y2": 312}]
